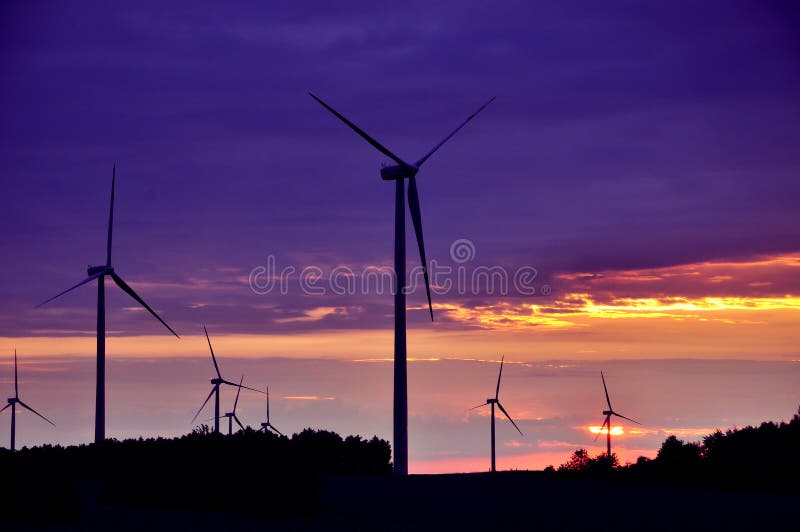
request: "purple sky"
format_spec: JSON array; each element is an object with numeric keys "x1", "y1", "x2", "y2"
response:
[
  {"x1": 2, "y1": 1, "x2": 799, "y2": 336},
  {"x1": 1, "y1": 2, "x2": 799, "y2": 468}
]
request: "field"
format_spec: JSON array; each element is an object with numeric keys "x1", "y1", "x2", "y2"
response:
[{"x1": 3, "y1": 472, "x2": 794, "y2": 531}]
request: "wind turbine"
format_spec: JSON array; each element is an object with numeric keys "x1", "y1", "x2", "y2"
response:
[
  {"x1": 469, "y1": 356, "x2": 523, "y2": 472},
  {"x1": 259, "y1": 386, "x2": 283, "y2": 436},
  {"x1": 310, "y1": 92, "x2": 495, "y2": 475},
  {"x1": 36, "y1": 165, "x2": 179, "y2": 444},
  {"x1": 594, "y1": 371, "x2": 641, "y2": 457},
  {"x1": 1, "y1": 350, "x2": 55, "y2": 451},
  {"x1": 220, "y1": 376, "x2": 246, "y2": 435},
  {"x1": 191, "y1": 326, "x2": 263, "y2": 433}
]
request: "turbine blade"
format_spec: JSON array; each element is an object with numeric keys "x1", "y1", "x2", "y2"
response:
[
  {"x1": 233, "y1": 415, "x2": 245, "y2": 432},
  {"x1": 14, "y1": 349, "x2": 19, "y2": 398},
  {"x1": 0, "y1": 403, "x2": 11, "y2": 413},
  {"x1": 204, "y1": 325, "x2": 222, "y2": 379},
  {"x1": 468, "y1": 401, "x2": 489, "y2": 411},
  {"x1": 36, "y1": 271, "x2": 104, "y2": 308},
  {"x1": 407, "y1": 176, "x2": 433, "y2": 320},
  {"x1": 266, "y1": 385, "x2": 270, "y2": 423},
  {"x1": 495, "y1": 355, "x2": 505, "y2": 400},
  {"x1": 612, "y1": 412, "x2": 641, "y2": 425},
  {"x1": 232, "y1": 375, "x2": 243, "y2": 413},
  {"x1": 308, "y1": 92, "x2": 410, "y2": 168},
  {"x1": 18, "y1": 400, "x2": 55, "y2": 426},
  {"x1": 107, "y1": 164, "x2": 115, "y2": 266},
  {"x1": 111, "y1": 272, "x2": 179, "y2": 337},
  {"x1": 496, "y1": 402, "x2": 523, "y2": 436},
  {"x1": 191, "y1": 387, "x2": 216, "y2": 423},
  {"x1": 414, "y1": 96, "x2": 496, "y2": 167},
  {"x1": 594, "y1": 416, "x2": 610, "y2": 442},
  {"x1": 222, "y1": 380, "x2": 264, "y2": 394},
  {"x1": 601, "y1": 371, "x2": 612, "y2": 410},
  {"x1": 268, "y1": 423, "x2": 283, "y2": 437}
]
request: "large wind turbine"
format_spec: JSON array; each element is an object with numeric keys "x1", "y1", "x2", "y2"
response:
[
  {"x1": 1, "y1": 350, "x2": 55, "y2": 451},
  {"x1": 192, "y1": 326, "x2": 263, "y2": 433},
  {"x1": 469, "y1": 356, "x2": 523, "y2": 472},
  {"x1": 594, "y1": 371, "x2": 641, "y2": 457},
  {"x1": 310, "y1": 93, "x2": 495, "y2": 475},
  {"x1": 36, "y1": 165, "x2": 178, "y2": 443},
  {"x1": 259, "y1": 386, "x2": 283, "y2": 436}
]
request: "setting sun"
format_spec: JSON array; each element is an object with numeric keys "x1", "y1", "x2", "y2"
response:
[{"x1": 589, "y1": 426, "x2": 624, "y2": 436}]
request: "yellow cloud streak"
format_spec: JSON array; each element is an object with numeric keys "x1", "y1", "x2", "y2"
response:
[{"x1": 436, "y1": 294, "x2": 800, "y2": 330}]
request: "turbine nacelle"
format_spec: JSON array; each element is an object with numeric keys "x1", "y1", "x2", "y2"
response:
[
  {"x1": 88, "y1": 265, "x2": 111, "y2": 276},
  {"x1": 210, "y1": 378, "x2": 223, "y2": 385},
  {"x1": 603, "y1": 409, "x2": 612, "y2": 416},
  {"x1": 380, "y1": 164, "x2": 418, "y2": 181},
  {"x1": 7, "y1": 398, "x2": 18, "y2": 404}
]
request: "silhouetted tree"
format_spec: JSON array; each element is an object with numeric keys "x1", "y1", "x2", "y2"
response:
[
  {"x1": 558, "y1": 448, "x2": 590, "y2": 472},
  {"x1": 657, "y1": 435, "x2": 701, "y2": 467}
]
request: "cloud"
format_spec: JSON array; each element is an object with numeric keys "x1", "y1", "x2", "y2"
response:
[{"x1": 283, "y1": 395, "x2": 335, "y2": 401}]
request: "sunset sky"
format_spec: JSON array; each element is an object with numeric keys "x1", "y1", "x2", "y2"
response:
[{"x1": 1, "y1": 1, "x2": 798, "y2": 471}]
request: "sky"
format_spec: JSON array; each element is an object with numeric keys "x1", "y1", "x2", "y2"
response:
[{"x1": 1, "y1": 1, "x2": 799, "y2": 471}]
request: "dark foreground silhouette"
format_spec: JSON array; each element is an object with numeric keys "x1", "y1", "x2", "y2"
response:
[
  {"x1": 0, "y1": 427, "x2": 390, "y2": 524},
  {"x1": 549, "y1": 406, "x2": 800, "y2": 493},
  {"x1": 0, "y1": 412, "x2": 797, "y2": 530}
]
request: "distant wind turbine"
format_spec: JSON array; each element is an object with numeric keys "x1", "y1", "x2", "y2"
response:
[
  {"x1": 220, "y1": 376, "x2": 246, "y2": 435},
  {"x1": 594, "y1": 371, "x2": 641, "y2": 457},
  {"x1": 310, "y1": 92, "x2": 495, "y2": 475},
  {"x1": 470, "y1": 356, "x2": 523, "y2": 472},
  {"x1": 36, "y1": 165, "x2": 179, "y2": 443},
  {"x1": 259, "y1": 386, "x2": 283, "y2": 436},
  {"x1": 1, "y1": 350, "x2": 55, "y2": 451},
  {"x1": 192, "y1": 326, "x2": 263, "y2": 433}
]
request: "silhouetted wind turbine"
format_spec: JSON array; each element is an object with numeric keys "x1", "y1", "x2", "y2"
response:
[
  {"x1": 310, "y1": 92, "x2": 495, "y2": 475},
  {"x1": 594, "y1": 371, "x2": 641, "y2": 457},
  {"x1": 192, "y1": 326, "x2": 263, "y2": 433},
  {"x1": 1, "y1": 350, "x2": 55, "y2": 451},
  {"x1": 470, "y1": 356, "x2": 523, "y2": 472},
  {"x1": 220, "y1": 376, "x2": 246, "y2": 435},
  {"x1": 36, "y1": 165, "x2": 178, "y2": 443},
  {"x1": 259, "y1": 386, "x2": 283, "y2": 436}
]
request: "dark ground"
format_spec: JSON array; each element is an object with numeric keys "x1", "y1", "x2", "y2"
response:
[{"x1": 2, "y1": 472, "x2": 794, "y2": 531}]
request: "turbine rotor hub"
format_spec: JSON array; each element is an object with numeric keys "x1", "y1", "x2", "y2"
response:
[{"x1": 380, "y1": 164, "x2": 418, "y2": 181}]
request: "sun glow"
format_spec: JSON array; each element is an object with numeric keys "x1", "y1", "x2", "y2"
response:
[{"x1": 589, "y1": 426, "x2": 624, "y2": 436}]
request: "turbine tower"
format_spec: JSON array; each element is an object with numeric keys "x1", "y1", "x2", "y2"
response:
[
  {"x1": 1, "y1": 350, "x2": 55, "y2": 451},
  {"x1": 37, "y1": 165, "x2": 179, "y2": 443},
  {"x1": 310, "y1": 93, "x2": 495, "y2": 475},
  {"x1": 469, "y1": 356, "x2": 523, "y2": 472},
  {"x1": 259, "y1": 386, "x2": 283, "y2": 436},
  {"x1": 220, "y1": 376, "x2": 246, "y2": 435},
  {"x1": 192, "y1": 326, "x2": 263, "y2": 433},
  {"x1": 595, "y1": 371, "x2": 641, "y2": 457}
]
